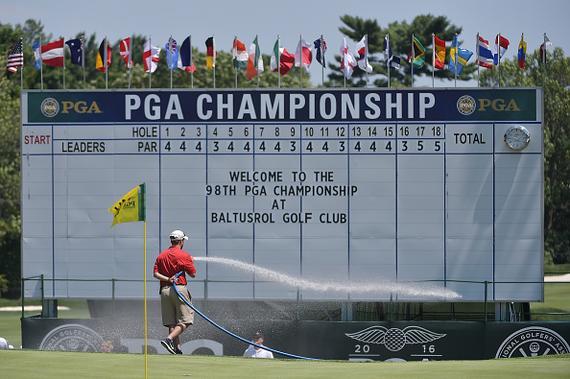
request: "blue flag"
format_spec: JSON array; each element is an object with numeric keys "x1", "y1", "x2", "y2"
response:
[
  {"x1": 448, "y1": 36, "x2": 472, "y2": 75},
  {"x1": 179, "y1": 36, "x2": 192, "y2": 67},
  {"x1": 165, "y1": 37, "x2": 178, "y2": 70},
  {"x1": 313, "y1": 37, "x2": 327, "y2": 67},
  {"x1": 32, "y1": 39, "x2": 41, "y2": 70},
  {"x1": 65, "y1": 39, "x2": 83, "y2": 66}
]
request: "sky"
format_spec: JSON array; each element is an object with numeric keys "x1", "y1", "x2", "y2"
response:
[{"x1": 2, "y1": 0, "x2": 568, "y2": 86}]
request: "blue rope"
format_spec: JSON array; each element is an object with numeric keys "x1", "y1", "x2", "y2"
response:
[{"x1": 171, "y1": 272, "x2": 318, "y2": 360}]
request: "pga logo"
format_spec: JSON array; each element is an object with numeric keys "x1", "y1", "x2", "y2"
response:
[{"x1": 496, "y1": 326, "x2": 570, "y2": 358}]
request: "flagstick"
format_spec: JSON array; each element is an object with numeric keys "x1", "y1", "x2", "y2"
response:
[
  {"x1": 320, "y1": 34, "x2": 325, "y2": 86},
  {"x1": 411, "y1": 33, "x2": 415, "y2": 88},
  {"x1": 431, "y1": 33, "x2": 435, "y2": 88},
  {"x1": 497, "y1": 32, "x2": 501, "y2": 88},
  {"x1": 105, "y1": 36, "x2": 109, "y2": 89},
  {"x1": 128, "y1": 35, "x2": 132, "y2": 89},
  {"x1": 454, "y1": 33, "x2": 458, "y2": 88},
  {"x1": 277, "y1": 35, "x2": 281, "y2": 89},
  {"x1": 143, "y1": 220, "x2": 148, "y2": 379},
  {"x1": 476, "y1": 33, "x2": 480, "y2": 88},
  {"x1": 149, "y1": 36, "x2": 152, "y2": 89}
]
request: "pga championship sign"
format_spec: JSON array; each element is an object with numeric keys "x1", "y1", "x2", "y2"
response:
[{"x1": 21, "y1": 88, "x2": 543, "y2": 301}]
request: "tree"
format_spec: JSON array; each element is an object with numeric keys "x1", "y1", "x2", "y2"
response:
[
  {"x1": 328, "y1": 14, "x2": 476, "y2": 87},
  {"x1": 481, "y1": 47, "x2": 570, "y2": 264}
]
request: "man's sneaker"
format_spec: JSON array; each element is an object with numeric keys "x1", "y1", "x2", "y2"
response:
[
  {"x1": 160, "y1": 338, "x2": 176, "y2": 354},
  {"x1": 174, "y1": 347, "x2": 183, "y2": 355}
]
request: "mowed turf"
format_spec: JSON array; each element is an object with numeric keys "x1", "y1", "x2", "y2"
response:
[{"x1": 1, "y1": 350, "x2": 569, "y2": 379}]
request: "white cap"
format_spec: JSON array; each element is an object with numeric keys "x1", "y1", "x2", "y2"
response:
[
  {"x1": 169, "y1": 230, "x2": 188, "y2": 241},
  {"x1": 0, "y1": 337, "x2": 7, "y2": 350}
]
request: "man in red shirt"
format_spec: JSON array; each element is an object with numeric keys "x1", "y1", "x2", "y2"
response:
[{"x1": 153, "y1": 229, "x2": 197, "y2": 354}]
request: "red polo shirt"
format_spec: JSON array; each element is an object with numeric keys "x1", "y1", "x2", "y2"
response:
[{"x1": 153, "y1": 245, "x2": 196, "y2": 287}]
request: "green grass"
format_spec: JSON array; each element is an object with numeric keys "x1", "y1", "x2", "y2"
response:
[
  {"x1": 0, "y1": 350, "x2": 569, "y2": 379},
  {"x1": 531, "y1": 283, "x2": 570, "y2": 321}
]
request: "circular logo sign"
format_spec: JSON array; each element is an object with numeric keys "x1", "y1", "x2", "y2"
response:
[
  {"x1": 495, "y1": 326, "x2": 570, "y2": 358},
  {"x1": 456, "y1": 95, "x2": 476, "y2": 115},
  {"x1": 39, "y1": 324, "x2": 104, "y2": 352},
  {"x1": 40, "y1": 97, "x2": 60, "y2": 118}
]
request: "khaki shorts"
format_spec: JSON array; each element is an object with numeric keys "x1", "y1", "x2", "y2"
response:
[{"x1": 160, "y1": 285, "x2": 194, "y2": 327}]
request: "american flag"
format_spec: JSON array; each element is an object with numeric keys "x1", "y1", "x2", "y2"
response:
[{"x1": 7, "y1": 40, "x2": 23, "y2": 73}]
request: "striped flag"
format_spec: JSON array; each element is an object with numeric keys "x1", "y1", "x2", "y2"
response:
[
  {"x1": 433, "y1": 35, "x2": 446, "y2": 70},
  {"x1": 178, "y1": 36, "x2": 196, "y2": 73},
  {"x1": 295, "y1": 37, "x2": 313, "y2": 72},
  {"x1": 232, "y1": 37, "x2": 248, "y2": 69},
  {"x1": 42, "y1": 39, "x2": 65, "y2": 67},
  {"x1": 493, "y1": 34, "x2": 510, "y2": 65},
  {"x1": 246, "y1": 36, "x2": 263, "y2": 80},
  {"x1": 518, "y1": 34, "x2": 527, "y2": 70},
  {"x1": 205, "y1": 36, "x2": 215, "y2": 69},
  {"x1": 477, "y1": 35, "x2": 494, "y2": 69},
  {"x1": 6, "y1": 40, "x2": 23, "y2": 73}
]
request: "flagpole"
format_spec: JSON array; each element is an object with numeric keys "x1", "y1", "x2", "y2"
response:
[
  {"x1": 542, "y1": 32, "x2": 547, "y2": 89},
  {"x1": 40, "y1": 35, "x2": 44, "y2": 90},
  {"x1": 63, "y1": 38, "x2": 66, "y2": 89},
  {"x1": 342, "y1": 38, "x2": 346, "y2": 88},
  {"x1": 233, "y1": 36, "x2": 238, "y2": 89},
  {"x1": 299, "y1": 34, "x2": 303, "y2": 88},
  {"x1": 256, "y1": 35, "x2": 260, "y2": 88},
  {"x1": 497, "y1": 32, "x2": 501, "y2": 88},
  {"x1": 320, "y1": 34, "x2": 325, "y2": 86},
  {"x1": 365, "y1": 34, "x2": 369, "y2": 87},
  {"x1": 213, "y1": 35, "x2": 216, "y2": 89},
  {"x1": 277, "y1": 35, "x2": 281, "y2": 89},
  {"x1": 454, "y1": 33, "x2": 458, "y2": 88},
  {"x1": 81, "y1": 34, "x2": 86, "y2": 87},
  {"x1": 148, "y1": 35, "x2": 152, "y2": 89},
  {"x1": 387, "y1": 34, "x2": 391, "y2": 88},
  {"x1": 169, "y1": 36, "x2": 173, "y2": 89},
  {"x1": 105, "y1": 36, "x2": 109, "y2": 89},
  {"x1": 411, "y1": 33, "x2": 415, "y2": 88},
  {"x1": 128, "y1": 35, "x2": 132, "y2": 89},
  {"x1": 143, "y1": 220, "x2": 148, "y2": 379},
  {"x1": 20, "y1": 37, "x2": 24, "y2": 91},
  {"x1": 190, "y1": 35, "x2": 194, "y2": 89},
  {"x1": 476, "y1": 32, "x2": 480, "y2": 87},
  {"x1": 431, "y1": 33, "x2": 435, "y2": 88}
]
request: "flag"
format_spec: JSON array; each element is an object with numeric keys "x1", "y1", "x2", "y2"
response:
[
  {"x1": 355, "y1": 35, "x2": 373, "y2": 73},
  {"x1": 518, "y1": 34, "x2": 527, "y2": 69},
  {"x1": 270, "y1": 39, "x2": 295, "y2": 76},
  {"x1": 205, "y1": 36, "x2": 215, "y2": 69},
  {"x1": 448, "y1": 36, "x2": 473, "y2": 75},
  {"x1": 96, "y1": 39, "x2": 112, "y2": 72},
  {"x1": 540, "y1": 35, "x2": 552, "y2": 65},
  {"x1": 65, "y1": 39, "x2": 82, "y2": 66},
  {"x1": 295, "y1": 38, "x2": 312, "y2": 72},
  {"x1": 32, "y1": 39, "x2": 41, "y2": 70},
  {"x1": 108, "y1": 183, "x2": 146, "y2": 226},
  {"x1": 232, "y1": 38, "x2": 248, "y2": 69},
  {"x1": 384, "y1": 35, "x2": 400, "y2": 68},
  {"x1": 143, "y1": 41, "x2": 160, "y2": 73},
  {"x1": 178, "y1": 36, "x2": 196, "y2": 73},
  {"x1": 477, "y1": 35, "x2": 494, "y2": 69},
  {"x1": 340, "y1": 37, "x2": 356, "y2": 79},
  {"x1": 165, "y1": 37, "x2": 178, "y2": 70},
  {"x1": 410, "y1": 35, "x2": 426, "y2": 68},
  {"x1": 119, "y1": 37, "x2": 133, "y2": 68},
  {"x1": 313, "y1": 37, "x2": 327, "y2": 67},
  {"x1": 246, "y1": 36, "x2": 263, "y2": 80},
  {"x1": 433, "y1": 35, "x2": 446, "y2": 70},
  {"x1": 41, "y1": 39, "x2": 65, "y2": 67},
  {"x1": 493, "y1": 34, "x2": 510, "y2": 65},
  {"x1": 6, "y1": 40, "x2": 23, "y2": 73}
]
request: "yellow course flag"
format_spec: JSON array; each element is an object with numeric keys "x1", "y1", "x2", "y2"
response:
[{"x1": 108, "y1": 183, "x2": 146, "y2": 226}]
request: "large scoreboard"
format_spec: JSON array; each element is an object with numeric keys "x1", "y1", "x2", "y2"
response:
[{"x1": 21, "y1": 88, "x2": 543, "y2": 301}]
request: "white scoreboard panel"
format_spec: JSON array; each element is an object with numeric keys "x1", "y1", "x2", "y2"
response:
[{"x1": 21, "y1": 89, "x2": 543, "y2": 301}]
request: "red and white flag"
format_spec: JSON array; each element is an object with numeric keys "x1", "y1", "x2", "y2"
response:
[
  {"x1": 119, "y1": 37, "x2": 133, "y2": 68},
  {"x1": 355, "y1": 35, "x2": 373, "y2": 73},
  {"x1": 41, "y1": 39, "x2": 64, "y2": 67},
  {"x1": 143, "y1": 41, "x2": 160, "y2": 73},
  {"x1": 340, "y1": 37, "x2": 356, "y2": 79},
  {"x1": 295, "y1": 37, "x2": 312, "y2": 72}
]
